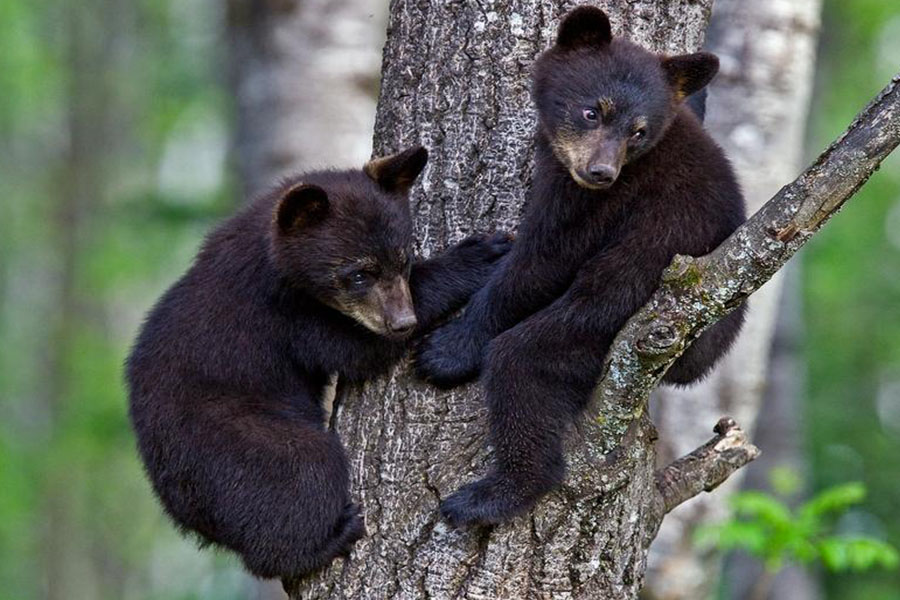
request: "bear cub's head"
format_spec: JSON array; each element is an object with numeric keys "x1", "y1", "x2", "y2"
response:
[
  {"x1": 270, "y1": 146, "x2": 428, "y2": 339},
  {"x1": 533, "y1": 6, "x2": 719, "y2": 190}
]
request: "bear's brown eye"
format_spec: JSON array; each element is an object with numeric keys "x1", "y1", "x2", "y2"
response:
[
  {"x1": 582, "y1": 108, "x2": 598, "y2": 122},
  {"x1": 632, "y1": 127, "x2": 646, "y2": 140}
]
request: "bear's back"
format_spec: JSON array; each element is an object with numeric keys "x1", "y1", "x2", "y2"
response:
[
  {"x1": 617, "y1": 107, "x2": 745, "y2": 255},
  {"x1": 126, "y1": 200, "x2": 307, "y2": 406}
]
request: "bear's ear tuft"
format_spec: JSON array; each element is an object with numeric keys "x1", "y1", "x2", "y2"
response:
[
  {"x1": 556, "y1": 6, "x2": 612, "y2": 51},
  {"x1": 275, "y1": 184, "x2": 329, "y2": 233},
  {"x1": 364, "y1": 145, "x2": 429, "y2": 193},
  {"x1": 662, "y1": 52, "x2": 719, "y2": 101}
]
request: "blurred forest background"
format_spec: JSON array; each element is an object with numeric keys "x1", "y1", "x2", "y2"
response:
[{"x1": 1, "y1": 1, "x2": 899, "y2": 599}]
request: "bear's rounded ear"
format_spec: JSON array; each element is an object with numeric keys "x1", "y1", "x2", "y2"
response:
[
  {"x1": 275, "y1": 184, "x2": 329, "y2": 233},
  {"x1": 662, "y1": 52, "x2": 720, "y2": 101},
  {"x1": 364, "y1": 145, "x2": 429, "y2": 194},
  {"x1": 556, "y1": 6, "x2": 612, "y2": 51}
]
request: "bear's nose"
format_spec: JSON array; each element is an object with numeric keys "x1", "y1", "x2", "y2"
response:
[
  {"x1": 387, "y1": 313, "x2": 418, "y2": 336},
  {"x1": 588, "y1": 164, "x2": 617, "y2": 186}
]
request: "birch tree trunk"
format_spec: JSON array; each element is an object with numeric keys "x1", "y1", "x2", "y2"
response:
[
  {"x1": 722, "y1": 273, "x2": 821, "y2": 600},
  {"x1": 291, "y1": 2, "x2": 720, "y2": 598},
  {"x1": 227, "y1": 0, "x2": 387, "y2": 198},
  {"x1": 646, "y1": 1, "x2": 822, "y2": 597}
]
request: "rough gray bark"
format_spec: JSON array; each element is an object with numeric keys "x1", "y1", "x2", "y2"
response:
[
  {"x1": 283, "y1": 0, "x2": 900, "y2": 598},
  {"x1": 227, "y1": 0, "x2": 386, "y2": 199},
  {"x1": 646, "y1": 0, "x2": 823, "y2": 597}
]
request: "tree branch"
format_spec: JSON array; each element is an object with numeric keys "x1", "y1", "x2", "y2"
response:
[
  {"x1": 655, "y1": 417, "x2": 760, "y2": 514},
  {"x1": 574, "y1": 71, "x2": 900, "y2": 509}
]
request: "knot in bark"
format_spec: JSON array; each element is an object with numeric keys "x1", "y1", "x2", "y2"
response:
[{"x1": 635, "y1": 319, "x2": 681, "y2": 357}]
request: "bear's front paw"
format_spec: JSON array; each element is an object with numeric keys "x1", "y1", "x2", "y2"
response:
[
  {"x1": 332, "y1": 503, "x2": 366, "y2": 557},
  {"x1": 414, "y1": 321, "x2": 485, "y2": 388},
  {"x1": 454, "y1": 231, "x2": 513, "y2": 274},
  {"x1": 440, "y1": 476, "x2": 534, "y2": 528},
  {"x1": 455, "y1": 231, "x2": 514, "y2": 264}
]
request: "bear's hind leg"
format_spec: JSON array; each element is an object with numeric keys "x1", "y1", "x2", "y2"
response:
[
  {"x1": 663, "y1": 303, "x2": 746, "y2": 386},
  {"x1": 163, "y1": 399, "x2": 364, "y2": 580},
  {"x1": 440, "y1": 297, "x2": 605, "y2": 527}
]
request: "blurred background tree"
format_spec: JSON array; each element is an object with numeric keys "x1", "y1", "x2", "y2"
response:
[{"x1": 0, "y1": 0, "x2": 898, "y2": 599}]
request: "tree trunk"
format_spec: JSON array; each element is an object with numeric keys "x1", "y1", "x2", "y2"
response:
[
  {"x1": 645, "y1": 0, "x2": 822, "y2": 597},
  {"x1": 42, "y1": 2, "x2": 123, "y2": 597},
  {"x1": 291, "y1": 2, "x2": 719, "y2": 598},
  {"x1": 227, "y1": 0, "x2": 387, "y2": 199}
]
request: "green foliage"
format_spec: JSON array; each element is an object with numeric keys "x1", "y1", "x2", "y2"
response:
[
  {"x1": 799, "y1": 482, "x2": 866, "y2": 522},
  {"x1": 820, "y1": 538, "x2": 900, "y2": 573},
  {"x1": 697, "y1": 481, "x2": 899, "y2": 576}
]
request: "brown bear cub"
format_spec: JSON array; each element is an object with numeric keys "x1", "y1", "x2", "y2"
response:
[
  {"x1": 415, "y1": 7, "x2": 747, "y2": 526},
  {"x1": 126, "y1": 146, "x2": 511, "y2": 578}
]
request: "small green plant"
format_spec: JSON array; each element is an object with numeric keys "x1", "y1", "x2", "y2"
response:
[{"x1": 696, "y1": 474, "x2": 898, "y2": 600}]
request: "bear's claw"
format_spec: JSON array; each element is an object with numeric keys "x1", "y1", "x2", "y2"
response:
[{"x1": 440, "y1": 476, "x2": 534, "y2": 528}]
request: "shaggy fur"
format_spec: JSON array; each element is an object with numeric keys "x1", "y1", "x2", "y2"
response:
[
  {"x1": 415, "y1": 7, "x2": 746, "y2": 527},
  {"x1": 126, "y1": 146, "x2": 511, "y2": 577}
]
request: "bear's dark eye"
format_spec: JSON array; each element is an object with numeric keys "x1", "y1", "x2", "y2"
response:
[
  {"x1": 350, "y1": 271, "x2": 372, "y2": 286},
  {"x1": 632, "y1": 127, "x2": 646, "y2": 140},
  {"x1": 582, "y1": 108, "x2": 598, "y2": 122}
]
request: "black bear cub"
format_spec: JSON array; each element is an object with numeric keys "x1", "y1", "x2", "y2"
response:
[
  {"x1": 126, "y1": 146, "x2": 511, "y2": 578},
  {"x1": 416, "y1": 7, "x2": 746, "y2": 526}
]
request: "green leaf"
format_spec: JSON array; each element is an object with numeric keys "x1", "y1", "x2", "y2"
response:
[
  {"x1": 819, "y1": 537, "x2": 900, "y2": 572},
  {"x1": 799, "y1": 482, "x2": 866, "y2": 521},
  {"x1": 785, "y1": 536, "x2": 819, "y2": 564},
  {"x1": 695, "y1": 521, "x2": 768, "y2": 557},
  {"x1": 731, "y1": 491, "x2": 793, "y2": 527},
  {"x1": 820, "y1": 538, "x2": 849, "y2": 571}
]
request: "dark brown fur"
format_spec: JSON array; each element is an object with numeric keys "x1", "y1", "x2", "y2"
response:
[
  {"x1": 126, "y1": 147, "x2": 511, "y2": 577},
  {"x1": 415, "y1": 7, "x2": 746, "y2": 526}
]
